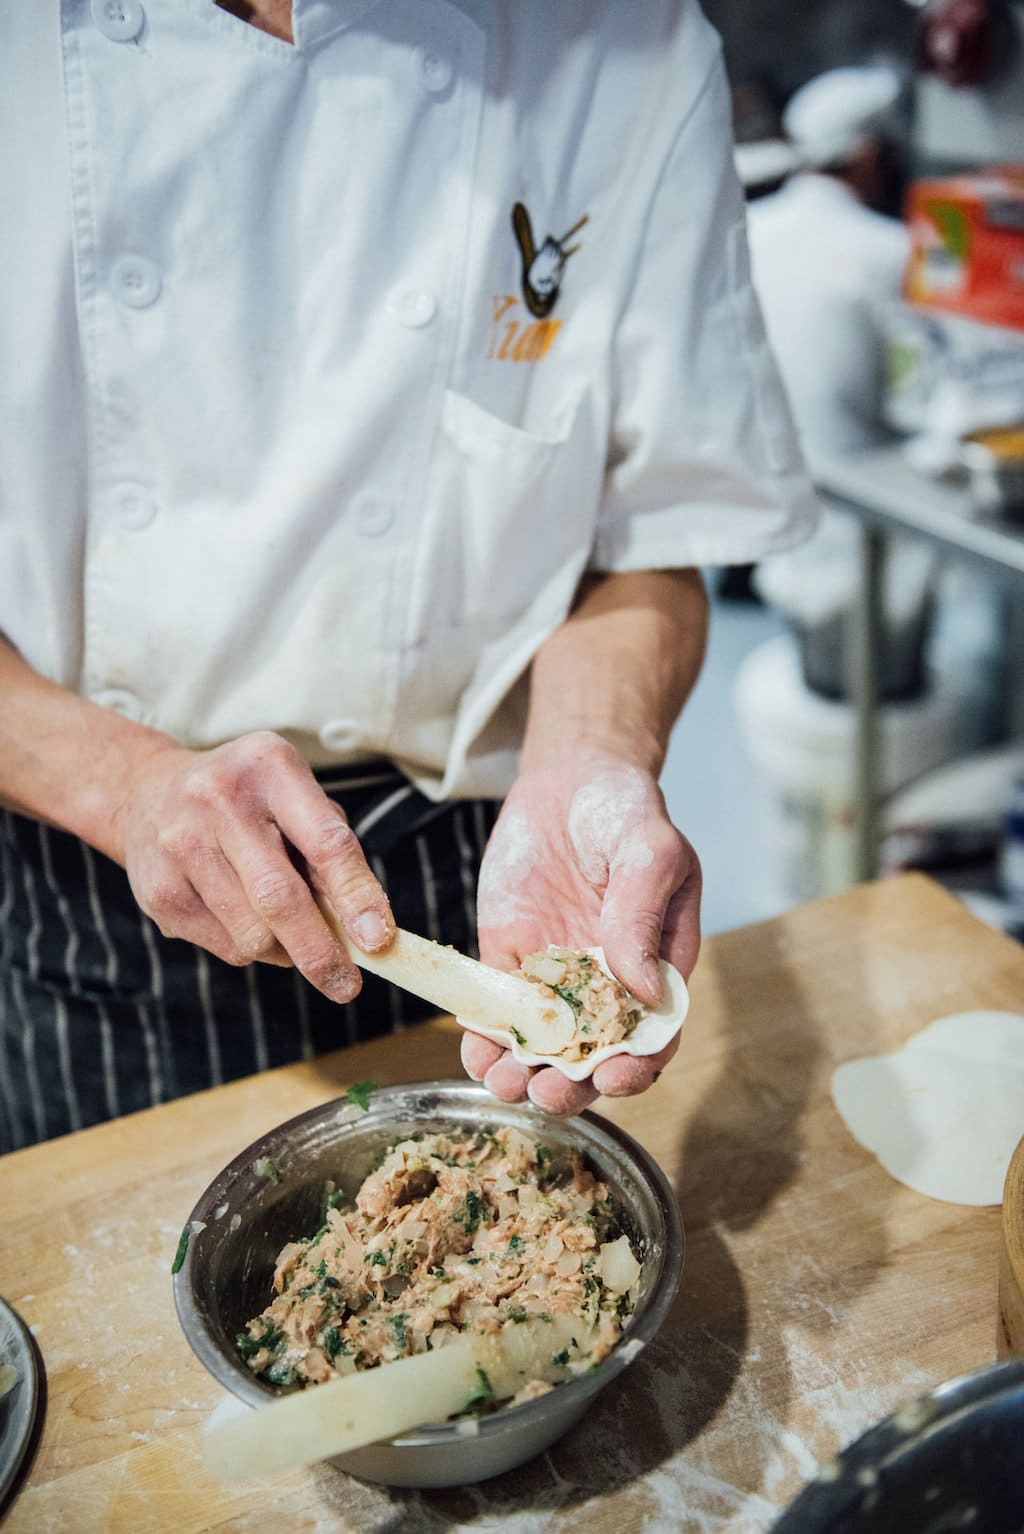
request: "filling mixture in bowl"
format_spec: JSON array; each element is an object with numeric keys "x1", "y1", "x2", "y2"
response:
[
  {"x1": 238, "y1": 1125, "x2": 642, "y2": 1406},
  {"x1": 518, "y1": 949, "x2": 644, "y2": 1061}
]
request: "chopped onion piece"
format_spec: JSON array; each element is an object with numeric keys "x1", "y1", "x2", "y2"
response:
[
  {"x1": 431, "y1": 1283, "x2": 459, "y2": 1312},
  {"x1": 543, "y1": 1235, "x2": 564, "y2": 1264},
  {"x1": 555, "y1": 1251, "x2": 581, "y2": 1277},
  {"x1": 520, "y1": 952, "x2": 568, "y2": 986},
  {"x1": 599, "y1": 1235, "x2": 641, "y2": 1293}
]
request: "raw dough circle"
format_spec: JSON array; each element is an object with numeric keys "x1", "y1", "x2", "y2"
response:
[{"x1": 831, "y1": 1010, "x2": 1024, "y2": 1207}]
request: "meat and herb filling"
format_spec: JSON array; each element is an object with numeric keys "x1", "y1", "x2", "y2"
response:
[
  {"x1": 518, "y1": 948, "x2": 644, "y2": 1060},
  {"x1": 238, "y1": 1126, "x2": 641, "y2": 1406}
]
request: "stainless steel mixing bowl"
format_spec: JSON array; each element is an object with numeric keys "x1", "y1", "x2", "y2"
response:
[
  {"x1": 172, "y1": 1081, "x2": 684, "y2": 1487},
  {"x1": 769, "y1": 1358, "x2": 1024, "y2": 1534}
]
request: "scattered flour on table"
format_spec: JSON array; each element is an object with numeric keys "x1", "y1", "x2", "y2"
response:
[{"x1": 236, "y1": 1261, "x2": 937, "y2": 1534}]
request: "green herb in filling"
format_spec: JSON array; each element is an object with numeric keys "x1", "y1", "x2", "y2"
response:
[
  {"x1": 264, "y1": 1358, "x2": 297, "y2": 1387},
  {"x1": 456, "y1": 1190, "x2": 489, "y2": 1231},
  {"x1": 322, "y1": 1325, "x2": 350, "y2": 1360},
  {"x1": 345, "y1": 1079, "x2": 378, "y2": 1111},
  {"x1": 236, "y1": 1320, "x2": 284, "y2": 1361},
  {"x1": 551, "y1": 984, "x2": 583, "y2": 1017},
  {"x1": 170, "y1": 1227, "x2": 190, "y2": 1275},
  {"x1": 466, "y1": 1365, "x2": 495, "y2": 1409}
]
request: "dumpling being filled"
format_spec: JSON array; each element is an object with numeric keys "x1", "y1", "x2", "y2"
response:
[{"x1": 517, "y1": 948, "x2": 644, "y2": 1062}]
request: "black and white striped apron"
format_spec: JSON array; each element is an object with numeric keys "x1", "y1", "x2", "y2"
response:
[{"x1": 0, "y1": 766, "x2": 499, "y2": 1154}]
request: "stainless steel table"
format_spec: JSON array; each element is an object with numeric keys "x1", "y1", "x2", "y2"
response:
[{"x1": 809, "y1": 445, "x2": 1024, "y2": 878}]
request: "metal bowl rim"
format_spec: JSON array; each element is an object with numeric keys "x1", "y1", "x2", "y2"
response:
[
  {"x1": 173, "y1": 1080, "x2": 684, "y2": 1446},
  {"x1": 770, "y1": 1357, "x2": 1024, "y2": 1532}
]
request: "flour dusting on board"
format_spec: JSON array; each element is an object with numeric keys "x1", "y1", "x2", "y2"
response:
[
  {"x1": 568, "y1": 768, "x2": 654, "y2": 885},
  {"x1": 293, "y1": 1309, "x2": 942, "y2": 1534}
]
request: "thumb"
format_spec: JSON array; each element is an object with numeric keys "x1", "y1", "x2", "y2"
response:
[
  {"x1": 599, "y1": 873, "x2": 669, "y2": 1009},
  {"x1": 599, "y1": 827, "x2": 700, "y2": 1005}
]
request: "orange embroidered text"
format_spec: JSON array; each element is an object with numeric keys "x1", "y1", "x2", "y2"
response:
[{"x1": 487, "y1": 296, "x2": 561, "y2": 363}]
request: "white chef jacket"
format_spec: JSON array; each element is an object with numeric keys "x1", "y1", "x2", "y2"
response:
[
  {"x1": 3, "y1": 0, "x2": 816, "y2": 801},
  {"x1": 747, "y1": 173, "x2": 910, "y2": 458}
]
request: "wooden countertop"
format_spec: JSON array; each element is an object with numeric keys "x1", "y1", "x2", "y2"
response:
[{"x1": 2, "y1": 875, "x2": 1019, "y2": 1533}]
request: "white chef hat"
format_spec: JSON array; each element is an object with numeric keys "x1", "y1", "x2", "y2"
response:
[
  {"x1": 734, "y1": 137, "x2": 801, "y2": 191},
  {"x1": 782, "y1": 65, "x2": 907, "y2": 169}
]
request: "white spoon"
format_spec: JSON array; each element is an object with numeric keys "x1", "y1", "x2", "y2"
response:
[
  {"x1": 205, "y1": 1314, "x2": 593, "y2": 1480},
  {"x1": 317, "y1": 899, "x2": 576, "y2": 1053},
  {"x1": 318, "y1": 903, "x2": 689, "y2": 1079}
]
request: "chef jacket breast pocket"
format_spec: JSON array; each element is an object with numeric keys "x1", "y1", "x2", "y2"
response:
[{"x1": 420, "y1": 386, "x2": 597, "y2": 633}]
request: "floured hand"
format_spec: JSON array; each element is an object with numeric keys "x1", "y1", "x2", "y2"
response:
[{"x1": 467, "y1": 755, "x2": 701, "y2": 1115}]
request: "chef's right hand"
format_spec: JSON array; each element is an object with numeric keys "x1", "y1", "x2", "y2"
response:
[{"x1": 110, "y1": 731, "x2": 394, "y2": 999}]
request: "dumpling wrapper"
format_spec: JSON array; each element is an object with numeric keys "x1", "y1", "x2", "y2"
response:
[
  {"x1": 459, "y1": 946, "x2": 689, "y2": 1083},
  {"x1": 831, "y1": 1010, "x2": 1024, "y2": 1207}
]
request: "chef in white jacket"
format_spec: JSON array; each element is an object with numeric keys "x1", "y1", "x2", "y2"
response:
[
  {"x1": 747, "y1": 65, "x2": 911, "y2": 458},
  {"x1": 0, "y1": 0, "x2": 815, "y2": 1149},
  {"x1": 746, "y1": 65, "x2": 922, "y2": 680}
]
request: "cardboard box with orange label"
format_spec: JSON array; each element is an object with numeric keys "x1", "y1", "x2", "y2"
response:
[{"x1": 904, "y1": 166, "x2": 1024, "y2": 333}]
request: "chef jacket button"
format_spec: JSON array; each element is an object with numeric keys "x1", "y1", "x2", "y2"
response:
[
  {"x1": 319, "y1": 720, "x2": 360, "y2": 753},
  {"x1": 416, "y1": 44, "x2": 454, "y2": 95},
  {"x1": 111, "y1": 255, "x2": 161, "y2": 309},
  {"x1": 91, "y1": 0, "x2": 145, "y2": 42},
  {"x1": 113, "y1": 483, "x2": 157, "y2": 530},
  {"x1": 95, "y1": 688, "x2": 142, "y2": 721},
  {"x1": 392, "y1": 290, "x2": 437, "y2": 329},
  {"x1": 352, "y1": 492, "x2": 395, "y2": 538}
]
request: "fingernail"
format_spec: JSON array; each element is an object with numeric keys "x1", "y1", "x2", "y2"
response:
[
  {"x1": 326, "y1": 967, "x2": 360, "y2": 1004},
  {"x1": 352, "y1": 910, "x2": 390, "y2": 950},
  {"x1": 642, "y1": 958, "x2": 664, "y2": 1003}
]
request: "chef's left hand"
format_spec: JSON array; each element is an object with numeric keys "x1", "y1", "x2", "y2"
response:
[{"x1": 462, "y1": 752, "x2": 701, "y2": 1116}]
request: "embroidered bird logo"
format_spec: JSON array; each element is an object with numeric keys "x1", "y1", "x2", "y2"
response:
[{"x1": 511, "y1": 202, "x2": 589, "y2": 318}]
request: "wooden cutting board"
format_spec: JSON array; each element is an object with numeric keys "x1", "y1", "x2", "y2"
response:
[
  {"x1": 0, "y1": 873, "x2": 1018, "y2": 1534},
  {"x1": 999, "y1": 1134, "x2": 1024, "y2": 1356}
]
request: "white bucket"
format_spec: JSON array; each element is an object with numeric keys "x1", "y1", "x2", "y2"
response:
[{"x1": 734, "y1": 635, "x2": 966, "y2": 903}]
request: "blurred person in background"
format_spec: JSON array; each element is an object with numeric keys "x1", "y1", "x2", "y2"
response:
[
  {"x1": 746, "y1": 63, "x2": 939, "y2": 711},
  {"x1": 747, "y1": 64, "x2": 910, "y2": 458}
]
